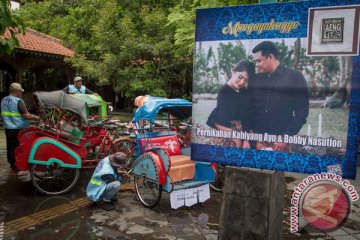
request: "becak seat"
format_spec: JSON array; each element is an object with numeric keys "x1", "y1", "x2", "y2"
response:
[{"x1": 138, "y1": 134, "x2": 195, "y2": 182}]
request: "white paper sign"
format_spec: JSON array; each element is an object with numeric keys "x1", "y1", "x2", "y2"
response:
[
  {"x1": 170, "y1": 189, "x2": 185, "y2": 209},
  {"x1": 170, "y1": 185, "x2": 211, "y2": 209},
  {"x1": 197, "y1": 184, "x2": 210, "y2": 203},
  {"x1": 185, "y1": 188, "x2": 198, "y2": 207}
]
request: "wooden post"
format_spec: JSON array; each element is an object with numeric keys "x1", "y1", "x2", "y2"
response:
[{"x1": 218, "y1": 167, "x2": 284, "y2": 240}]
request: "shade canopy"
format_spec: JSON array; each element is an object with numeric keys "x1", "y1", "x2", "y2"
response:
[
  {"x1": 33, "y1": 91, "x2": 104, "y2": 123},
  {"x1": 132, "y1": 97, "x2": 192, "y2": 123}
]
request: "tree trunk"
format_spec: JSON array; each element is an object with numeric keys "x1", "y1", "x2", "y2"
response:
[
  {"x1": 323, "y1": 56, "x2": 352, "y2": 108},
  {"x1": 293, "y1": 38, "x2": 301, "y2": 70}
]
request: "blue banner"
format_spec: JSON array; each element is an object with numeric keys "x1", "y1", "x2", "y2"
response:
[{"x1": 191, "y1": 0, "x2": 360, "y2": 178}]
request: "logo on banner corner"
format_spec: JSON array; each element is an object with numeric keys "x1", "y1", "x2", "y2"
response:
[{"x1": 290, "y1": 172, "x2": 359, "y2": 233}]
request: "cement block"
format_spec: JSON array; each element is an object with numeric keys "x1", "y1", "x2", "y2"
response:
[{"x1": 219, "y1": 166, "x2": 284, "y2": 240}]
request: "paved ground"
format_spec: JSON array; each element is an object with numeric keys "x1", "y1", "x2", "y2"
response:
[
  {"x1": 0, "y1": 151, "x2": 222, "y2": 240},
  {"x1": 1, "y1": 155, "x2": 359, "y2": 239}
]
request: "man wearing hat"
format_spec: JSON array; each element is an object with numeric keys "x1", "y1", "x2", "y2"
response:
[
  {"x1": 62, "y1": 76, "x2": 97, "y2": 95},
  {"x1": 86, "y1": 152, "x2": 133, "y2": 211},
  {"x1": 1, "y1": 82, "x2": 39, "y2": 175}
]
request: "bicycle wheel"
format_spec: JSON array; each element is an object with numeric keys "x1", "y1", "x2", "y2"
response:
[
  {"x1": 210, "y1": 164, "x2": 225, "y2": 192},
  {"x1": 111, "y1": 138, "x2": 136, "y2": 168},
  {"x1": 31, "y1": 163, "x2": 80, "y2": 195},
  {"x1": 134, "y1": 175, "x2": 162, "y2": 208}
]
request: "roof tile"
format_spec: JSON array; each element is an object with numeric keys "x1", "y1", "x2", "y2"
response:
[{"x1": 4, "y1": 28, "x2": 74, "y2": 57}]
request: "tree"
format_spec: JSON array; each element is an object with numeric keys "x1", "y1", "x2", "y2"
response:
[
  {"x1": 18, "y1": 0, "x2": 258, "y2": 107},
  {"x1": 0, "y1": 0, "x2": 25, "y2": 55},
  {"x1": 194, "y1": 41, "x2": 253, "y2": 94},
  {"x1": 193, "y1": 45, "x2": 219, "y2": 94},
  {"x1": 323, "y1": 56, "x2": 352, "y2": 108},
  {"x1": 87, "y1": 1, "x2": 179, "y2": 98},
  {"x1": 169, "y1": 0, "x2": 259, "y2": 97},
  {"x1": 168, "y1": 0, "x2": 258, "y2": 57},
  {"x1": 218, "y1": 41, "x2": 248, "y2": 79}
]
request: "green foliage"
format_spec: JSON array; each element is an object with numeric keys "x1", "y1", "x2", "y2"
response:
[
  {"x1": 168, "y1": 0, "x2": 257, "y2": 57},
  {"x1": 17, "y1": 0, "x2": 258, "y2": 106},
  {"x1": 194, "y1": 41, "x2": 252, "y2": 94},
  {"x1": 55, "y1": 0, "x2": 102, "y2": 58},
  {"x1": 0, "y1": 0, "x2": 25, "y2": 55},
  {"x1": 218, "y1": 41, "x2": 247, "y2": 79},
  {"x1": 275, "y1": 40, "x2": 294, "y2": 68}
]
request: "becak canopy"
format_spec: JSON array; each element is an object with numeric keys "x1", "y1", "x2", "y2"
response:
[
  {"x1": 132, "y1": 96, "x2": 192, "y2": 123},
  {"x1": 33, "y1": 90, "x2": 103, "y2": 123}
]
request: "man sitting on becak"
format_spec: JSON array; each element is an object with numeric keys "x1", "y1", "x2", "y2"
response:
[
  {"x1": 62, "y1": 76, "x2": 98, "y2": 95},
  {"x1": 86, "y1": 152, "x2": 134, "y2": 211}
]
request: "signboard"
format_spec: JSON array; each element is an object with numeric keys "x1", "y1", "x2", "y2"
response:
[
  {"x1": 170, "y1": 184, "x2": 210, "y2": 209},
  {"x1": 191, "y1": 0, "x2": 360, "y2": 178}
]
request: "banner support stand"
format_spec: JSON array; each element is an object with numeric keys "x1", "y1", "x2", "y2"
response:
[{"x1": 218, "y1": 166, "x2": 285, "y2": 240}]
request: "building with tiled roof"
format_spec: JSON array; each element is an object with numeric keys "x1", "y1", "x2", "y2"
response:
[
  {"x1": 5, "y1": 28, "x2": 74, "y2": 57},
  {"x1": 0, "y1": 28, "x2": 76, "y2": 110}
]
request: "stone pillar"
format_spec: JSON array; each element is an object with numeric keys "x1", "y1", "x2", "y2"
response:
[{"x1": 218, "y1": 167, "x2": 284, "y2": 240}]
